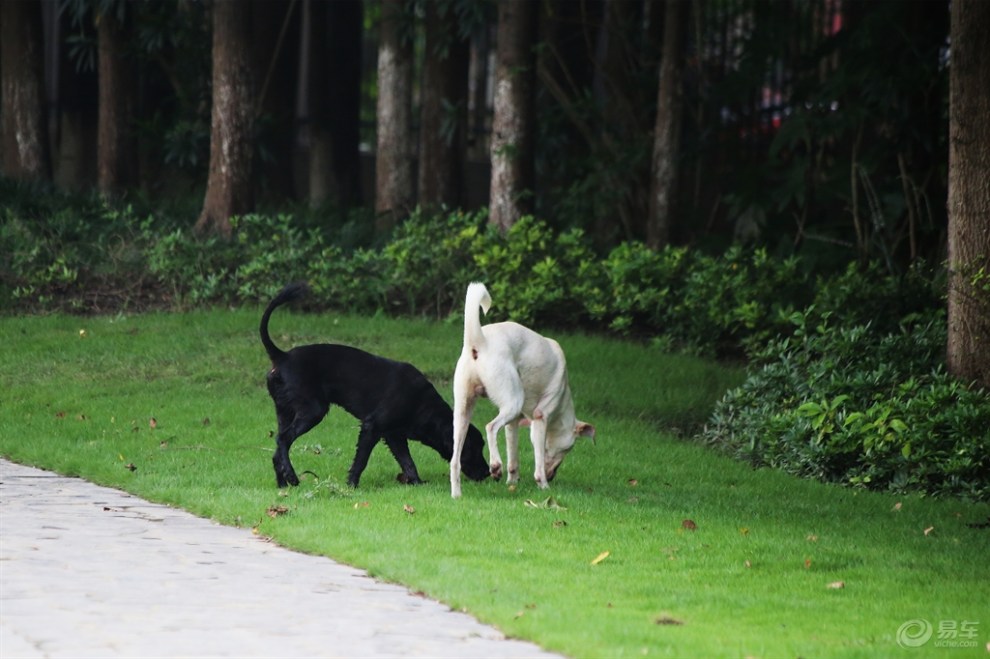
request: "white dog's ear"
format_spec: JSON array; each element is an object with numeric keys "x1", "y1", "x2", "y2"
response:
[{"x1": 576, "y1": 421, "x2": 595, "y2": 444}]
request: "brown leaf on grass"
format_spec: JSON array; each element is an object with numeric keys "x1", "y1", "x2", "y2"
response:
[
  {"x1": 124, "y1": 463, "x2": 137, "y2": 472},
  {"x1": 681, "y1": 519, "x2": 697, "y2": 531},
  {"x1": 266, "y1": 505, "x2": 289, "y2": 518},
  {"x1": 892, "y1": 501, "x2": 902, "y2": 512},
  {"x1": 804, "y1": 558, "x2": 812, "y2": 569},
  {"x1": 201, "y1": 417, "x2": 211, "y2": 426},
  {"x1": 403, "y1": 504, "x2": 415, "y2": 515},
  {"x1": 55, "y1": 411, "x2": 66, "y2": 419},
  {"x1": 591, "y1": 551, "x2": 611, "y2": 565},
  {"x1": 744, "y1": 560, "x2": 752, "y2": 568},
  {"x1": 149, "y1": 417, "x2": 158, "y2": 429},
  {"x1": 924, "y1": 526, "x2": 935, "y2": 536},
  {"x1": 827, "y1": 581, "x2": 845, "y2": 589},
  {"x1": 553, "y1": 519, "x2": 568, "y2": 528},
  {"x1": 628, "y1": 478, "x2": 639, "y2": 486},
  {"x1": 655, "y1": 615, "x2": 684, "y2": 626},
  {"x1": 806, "y1": 534, "x2": 819, "y2": 542},
  {"x1": 353, "y1": 501, "x2": 370, "y2": 509}
]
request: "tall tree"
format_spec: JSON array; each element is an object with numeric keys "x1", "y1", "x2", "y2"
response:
[
  {"x1": 489, "y1": 0, "x2": 536, "y2": 232},
  {"x1": 96, "y1": 5, "x2": 136, "y2": 195},
  {"x1": 418, "y1": 0, "x2": 469, "y2": 210},
  {"x1": 947, "y1": 0, "x2": 990, "y2": 389},
  {"x1": 1, "y1": 0, "x2": 51, "y2": 181},
  {"x1": 196, "y1": 1, "x2": 256, "y2": 238},
  {"x1": 375, "y1": 0, "x2": 414, "y2": 232},
  {"x1": 647, "y1": 0, "x2": 685, "y2": 249}
]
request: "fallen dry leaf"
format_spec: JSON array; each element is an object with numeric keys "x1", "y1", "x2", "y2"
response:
[
  {"x1": 628, "y1": 478, "x2": 639, "y2": 487},
  {"x1": 524, "y1": 497, "x2": 566, "y2": 510},
  {"x1": 552, "y1": 519, "x2": 568, "y2": 528},
  {"x1": 655, "y1": 615, "x2": 684, "y2": 626},
  {"x1": 353, "y1": 501, "x2": 370, "y2": 509},
  {"x1": 804, "y1": 558, "x2": 812, "y2": 569},
  {"x1": 892, "y1": 501, "x2": 902, "y2": 512},
  {"x1": 78, "y1": 329, "x2": 87, "y2": 338},
  {"x1": 266, "y1": 505, "x2": 289, "y2": 518},
  {"x1": 591, "y1": 551, "x2": 611, "y2": 565},
  {"x1": 739, "y1": 527, "x2": 750, "y2": 536},
  {"x1": 124, "y1": 463, "x2": 137, "y2": 472},
  {"x1": 924, "y1": 526, "x2": 935, "y2": 536},
  {"x1": 403, "y1": 504, "x2": 415, "y2": 515},
  {"x1": 806, "y1": 534, "x2": 819, "y2": 542},
  {"x1": 149, "y1": 417, "x2": 158, "y2": 429},
  {"x1": 744, "y1": 560, "x2": 752, "y2": 568},
  {"x1": 827, "y1": 581, "x2": 845, "y2": 589},
  {"x1": 681, "y1": 519, "x2": 697, "y2": 531}
]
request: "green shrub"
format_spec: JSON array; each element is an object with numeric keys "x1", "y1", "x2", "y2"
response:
[
  {"x1": 380, "y1": 208, "x2": 487, "y2": 317},
  {"x1": 472, "y1": 215, "x2": 602, "y2": 327},
  {"x1": 589, "y1": 243, "x2": 809, "y2": 356},
  {"x1": 704, "y1": 311, "x2": 990, "y2": 501}
]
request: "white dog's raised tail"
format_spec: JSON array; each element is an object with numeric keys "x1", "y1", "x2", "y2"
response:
[{"x1": 463, "y1": 282, "x2": 491, "y2": 351}]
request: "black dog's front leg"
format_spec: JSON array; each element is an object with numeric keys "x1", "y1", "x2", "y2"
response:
[
  {"x1": 347, "y1": 421, "x2": 382, "y2": 487},
  {"x1": 384, "y1": 434, "x2": 423, "y2": 484}
]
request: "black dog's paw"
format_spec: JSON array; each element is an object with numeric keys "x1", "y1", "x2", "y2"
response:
[{"x1": 396, "y1": 472, "x2": 424, "y2": 485}]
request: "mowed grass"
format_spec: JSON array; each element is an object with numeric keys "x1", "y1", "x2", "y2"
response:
[{"x1": 1, "y1": 309, "x2": 988, "y2": 658}]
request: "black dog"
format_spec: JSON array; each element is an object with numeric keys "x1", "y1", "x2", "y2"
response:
[{"x1": 261, "y1": 282, "x2": 490, "y2": 488}]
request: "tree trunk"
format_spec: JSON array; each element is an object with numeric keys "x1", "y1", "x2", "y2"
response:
[
  {"x1": 418, "y1": 0, "x2": 469, "y2": 210},
  {"x1": 196, "y1": 1, "x2": 256, "y2": 238},
  {"x1": 947, "y1": 0, "x2": 990, "y2": 389},
  {"x1": 647, "y1": 0, "x2": 685, "y2": 250},
  {"x1": 375, "y1": 0, "x2": 414, "y2": 232},
  {"x1": 1, "y1": 0, "x2": 51, "y2": 181},
  {"x1": 96, "y1": 9, "x2": 136, "y2": 196},
  {"x1": 489, "y1": 0, "x2": 537, "y2": 232}
]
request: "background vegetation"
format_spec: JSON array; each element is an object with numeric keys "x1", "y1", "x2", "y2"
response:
[{"x1": 2, "y1": 182, "x2": 987, "y2": 502}]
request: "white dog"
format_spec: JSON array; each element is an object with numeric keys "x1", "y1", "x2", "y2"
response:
[{"x1": 450, "y1": 282, "x2": 595, "y2": 498}]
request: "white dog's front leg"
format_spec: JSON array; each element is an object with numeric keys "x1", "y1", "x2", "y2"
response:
[
  {"x1": 529, "y1": 418, "x2": 550, "y2": 489},
  {"x1": 505, "y1": 421, "x2": 520, "y2": 484},
  {"x1": 485, "y1": 417, "x2": 504, "y2": 481}
]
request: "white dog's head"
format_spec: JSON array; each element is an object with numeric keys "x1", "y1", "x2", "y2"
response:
[{"x1": 539, "y1": 419, "x2": 596, "y2": 482}]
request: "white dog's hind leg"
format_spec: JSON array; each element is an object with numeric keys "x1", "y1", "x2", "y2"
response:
[
  {"x1": 450, "y1": 373, "x2": 478, "y2": 499},
  {"x1": 485, "y1": 402, "x2": 521, "y2": 481}
]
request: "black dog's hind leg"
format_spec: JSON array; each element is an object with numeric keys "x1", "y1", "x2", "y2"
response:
[
  {"x1": 384, "y1": 434, "x2": 423, "y2": 484},
  {"x1": 273, "y1": 402, "x2": 327, "y2": 487}
]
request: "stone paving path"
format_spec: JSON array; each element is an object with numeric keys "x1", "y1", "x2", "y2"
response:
[{"x1": 0, "y1": 459, "x2": 563, "y2": 658}]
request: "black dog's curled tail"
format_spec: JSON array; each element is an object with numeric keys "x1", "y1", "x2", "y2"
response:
[{"x1": 260, "y1": 282, "x2": 310, "y2": 364}]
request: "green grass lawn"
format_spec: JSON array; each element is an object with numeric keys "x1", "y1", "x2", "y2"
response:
[{"x1": 1, "y1": 309, "x2": 987, "y2": 658}]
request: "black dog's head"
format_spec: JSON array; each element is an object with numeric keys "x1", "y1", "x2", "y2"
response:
[{"x1": 460, "y1": 424, "x2": 491, "y2": 481}]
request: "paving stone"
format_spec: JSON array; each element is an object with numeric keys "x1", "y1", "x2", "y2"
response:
[{"x1": 0, "y1": 460, "x2": 562, "y2": 658}]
